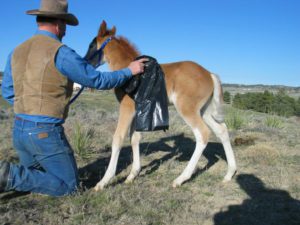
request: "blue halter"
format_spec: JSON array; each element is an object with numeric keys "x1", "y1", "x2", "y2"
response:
[
  {"x1": 69, "y1": 36, "x2": 114, "y2": 105},
  {"x1": 90, "y1": 36, "x2": 114, "y2": 68}
]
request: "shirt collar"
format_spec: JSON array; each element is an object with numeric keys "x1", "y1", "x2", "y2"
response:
[{"x1": 35, "y1": 30, "x2": 61, "y2": 42}]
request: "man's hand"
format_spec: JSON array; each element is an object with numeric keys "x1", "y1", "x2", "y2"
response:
[{"x1": 128, "y1": 58, "x2": 149, "y2": 76}]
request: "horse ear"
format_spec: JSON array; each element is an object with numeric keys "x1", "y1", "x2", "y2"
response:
[
  {"x1": 99, "y1": 20, "x2": 107, "y2": 37},
  {"x1": 111, "y1": 26, "x2": 116, "y2": 35}
]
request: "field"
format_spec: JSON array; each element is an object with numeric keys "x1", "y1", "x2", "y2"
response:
[{"x1": 0, "y1": 89, "x2": 300, "y2": 225}]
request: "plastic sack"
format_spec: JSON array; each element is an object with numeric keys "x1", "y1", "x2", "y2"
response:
[{"x1": 122, "y1": 55, "x2": 169, "y2": 132}]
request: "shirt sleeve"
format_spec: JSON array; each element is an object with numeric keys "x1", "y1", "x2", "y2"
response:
[
  {"x1": 1, "y1": 51, "x2": 14, "y2": 105},
  {"x1": 55, "y1": 45, "x2": 133, "y2": 89}
]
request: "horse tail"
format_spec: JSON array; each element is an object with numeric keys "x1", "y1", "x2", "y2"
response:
[{"x1": 203, "y1": 73, "x2": 225, "y2": 123}]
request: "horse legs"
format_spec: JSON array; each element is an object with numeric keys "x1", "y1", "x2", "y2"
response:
[
  {"x1": 172, "y1": 102, "x2": 211, "y2": 187},
  {"x1": 203, "y1": 112, "x2": 237, "y2": 181},
  {"x1": 94, "y1": 104, "x2": 135, "y2": 191},
  {"x1": 125, "y1": 131, "x2": 142, "y2": 183}
]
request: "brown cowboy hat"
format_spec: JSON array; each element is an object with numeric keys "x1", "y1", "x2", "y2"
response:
[{"x1": 26, "y1": 0, "x2": 79, "y2": 26}]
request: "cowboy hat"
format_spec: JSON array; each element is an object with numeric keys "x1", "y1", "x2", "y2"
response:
[{"x1": 26, "y1": 0, "x2": 78, "y2": 26}]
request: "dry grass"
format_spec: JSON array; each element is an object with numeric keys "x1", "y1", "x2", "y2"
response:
[{"x1": 0, "y1": 90, "x2": 300, "y2": 225}]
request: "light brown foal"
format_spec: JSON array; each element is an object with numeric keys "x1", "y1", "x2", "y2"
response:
[{"x1": 94, "y1": 21, "x2": 237, "y2": 191}]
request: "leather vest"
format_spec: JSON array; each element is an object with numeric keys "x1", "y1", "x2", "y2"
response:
[{"x1": 11, "y1": 35, "x2": 74, "y2": 119}]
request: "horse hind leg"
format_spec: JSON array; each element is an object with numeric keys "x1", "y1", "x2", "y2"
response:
[
  {"x1": 173, "y1": 104, "x2": 211, "y2": 187},
  {"x1": 125, "y1": 131, "x2": 142, "y2": 183},
  {"x1": 203, "y1": 106, "x2": 237, "y2": 182},
  {"x1": 202, "y1": 73, "x2": 237, "y2": 181}
]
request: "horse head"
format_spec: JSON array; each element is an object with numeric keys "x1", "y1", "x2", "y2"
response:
[
  {"x1": 83, "y1": 21, "x2": 115, "y2": 67},
  {"x1": 97, "y1": 20, "x2": 117, "y2": 46},
  {"x1": 85, "y1": 20, "x2": 140, "y2": 70}
]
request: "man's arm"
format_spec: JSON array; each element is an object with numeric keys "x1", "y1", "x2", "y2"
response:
[
  {"x1": 56, "y1": 46, "x2": 133, "y2": 89},
  {"x1": 1, "y1": 52, "x2": 14, "y2": 105}
]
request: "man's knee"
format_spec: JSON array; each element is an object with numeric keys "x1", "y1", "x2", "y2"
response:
[{"x1": 59, "y1": 180, "x2": 78, "y2": 196}]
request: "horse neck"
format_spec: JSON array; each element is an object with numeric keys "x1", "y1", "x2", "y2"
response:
[{"x1": 104, "y1": 37, "x2": 140, "y2": 71}]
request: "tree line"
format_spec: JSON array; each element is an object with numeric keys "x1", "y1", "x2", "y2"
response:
[{"x1": 223, "y1": 90, "x2": 300, "y2": 117}]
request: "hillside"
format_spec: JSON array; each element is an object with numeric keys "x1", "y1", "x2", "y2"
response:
[
  {"x1": 222, "y1": 83, "x2": 300, "y2": 98},
  {"x1": 0, "y1": 91, "x2": 299, "y2": 225}
]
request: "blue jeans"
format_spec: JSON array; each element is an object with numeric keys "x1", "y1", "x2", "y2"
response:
[{"x1": 6, "y1": 118, "x2": 78, "y2": 196}]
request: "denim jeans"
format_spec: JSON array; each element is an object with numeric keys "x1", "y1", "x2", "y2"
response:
[{"x1": 6, "y1": 118, "x2": 78, "y2": 196}]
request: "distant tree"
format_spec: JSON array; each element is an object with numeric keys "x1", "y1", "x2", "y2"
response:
[
  {"x1": 232, "y1": 93, "x2": 245, "y2": 109},
  {"x1": 294, "y1": 97, "x2": 300, "y2": 117},
  {"x1": 0, "y1": 71, "x2": 3, "y2": 87},
  {"x1": 232, "y1": 90, "x2": 298, "y2": 117},
  {"x1": 272, "y1": 90, "x2": 295, "y2": 116},
  {"x1": 254, "y1": 91, "x2": 274, "y2": 113},
  {"x1": 223, "y1": 91, "x2": 231, "y2": 104}
]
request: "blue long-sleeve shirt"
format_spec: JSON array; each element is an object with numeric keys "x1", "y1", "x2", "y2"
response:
[{"x1": 2, "y1": 30, "x2": 132, "y2": 124}]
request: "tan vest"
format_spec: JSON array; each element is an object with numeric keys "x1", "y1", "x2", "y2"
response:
[{"x1": 11, "y1": 35, "x2": 74, "y2": 119}]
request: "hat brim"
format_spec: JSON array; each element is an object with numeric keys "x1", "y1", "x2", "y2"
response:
[{"x1": 26, "y1": 10, "x2": 79, "y2": 26}]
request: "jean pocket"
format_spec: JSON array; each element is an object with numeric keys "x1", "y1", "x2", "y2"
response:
[{"x1": 28, "y1": 127, "x2": 63, "y2": 155}]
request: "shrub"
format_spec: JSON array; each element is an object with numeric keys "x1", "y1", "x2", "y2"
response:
[
  {"x1": 232, "y1": 90, "x2": 297, "y2": 117},
  {"x1": 225, "y1": 109, "x2": 245, "y2": 130},
  {"x1": 264, "y1": 115, "x2": 285, "y2": 129},
  {"x1": 223, "y1": 91, "x2": 231, "y2": 104},
  {"x1": 295, "y1": 97, "x2": 300, "y2": 117},
  {"x1": 71, "y1": 122, "x2": 94, "y2": 159}
]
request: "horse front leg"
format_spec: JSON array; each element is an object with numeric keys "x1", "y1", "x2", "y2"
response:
[
  {"x1": 125, "y1": 131, "x2": 142, "y2": 183},
  {"x1": 94, "y1": 100, "x2": 135, "y2": 191}
]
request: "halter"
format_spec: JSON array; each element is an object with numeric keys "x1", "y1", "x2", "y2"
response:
[
  {"x1": 89, "y1": 36, "x2": 114, "y2": 68},
  {"x1": 69, "y1": 36, "x2": 114, "y2": 105}
]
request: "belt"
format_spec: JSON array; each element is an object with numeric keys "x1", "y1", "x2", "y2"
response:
[
  {"x1": 14, "y1": 116, "x2": 61, "y2": 126},
  {"x1": 15, "y1": 116, "x2": 31, "y2": 121}
]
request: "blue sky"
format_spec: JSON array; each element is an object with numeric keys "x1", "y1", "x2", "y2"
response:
[{"x1": 1, "y1": 0, "x2": 299, "y2": 86}]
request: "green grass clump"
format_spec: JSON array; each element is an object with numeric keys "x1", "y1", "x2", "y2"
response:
[
  {"x1": 71, "y1": 122, "x2": 94, "y2": 159},
  {"x1": 264, "y1": 115, "x2": 285, "y2": 129},
  {"x1": 225, "y1": 109, "x2": 246, "y2": 130}
]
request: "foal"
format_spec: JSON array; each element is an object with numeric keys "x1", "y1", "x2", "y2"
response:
[{"x1": 92, "y1": 21, "x2": 237, "y2": 191}]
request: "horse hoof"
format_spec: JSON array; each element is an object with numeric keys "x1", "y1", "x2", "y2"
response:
[
  {"x1": 223, "y1": 170, "x2": 237, "y2": 183},
  {"x1": 125, "y1": 179, "x2": 133, "y2": 184},
  {"x1": 94, "y1": 183, "x2": 105, "y2": 192},
  {"x1": 222, "y1": 177, "x2": 231, "y2": 183},
  {"x1": 125, "y1": 174, "x2": 136, "y2": 184},
  {"x1": 172, "y1": 180, "x2": 182, "y2": 188}
]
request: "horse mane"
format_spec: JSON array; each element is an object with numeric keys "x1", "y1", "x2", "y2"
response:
[{"x1": 116, "y1": 36, "x2": 141, "y2": 59}]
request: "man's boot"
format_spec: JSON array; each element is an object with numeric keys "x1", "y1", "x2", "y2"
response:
[{"x1": 0, "y1": 161, "x2": 10, "y2": 193}]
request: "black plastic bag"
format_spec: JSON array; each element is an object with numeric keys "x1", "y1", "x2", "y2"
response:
[{"x1": 122, "y1": 55, "x2": 169, "y2": 132}]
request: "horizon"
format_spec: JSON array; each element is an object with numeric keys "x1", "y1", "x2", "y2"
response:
[
  {"x1": 0, "y1": 0, "x2": 299, "y2": 87},
  {"x1": 1, "y1": 70, "x2": 299, "y2": 88}
]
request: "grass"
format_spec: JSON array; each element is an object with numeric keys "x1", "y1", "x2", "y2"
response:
[
  {"x1": 0, "y1": 90, "x2": 300, "y2": 225},
  {"x1": 71, "y1": 122, "x2": 94, "y2": 160},
  {"x1": 224, "y1": 108, "x2": 247, "y2": 130},
  {"x1": 264, "y1": 115, "x2": 285, "y2": 129}
]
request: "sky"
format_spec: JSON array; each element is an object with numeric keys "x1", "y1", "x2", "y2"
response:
[{"x1": 0, "y1": 0, "x2": 299, "y2": 86}]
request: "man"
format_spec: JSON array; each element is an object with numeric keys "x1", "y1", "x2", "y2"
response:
[{"x1": 0, "y1": 0, "x2": 147, "y2": 197}]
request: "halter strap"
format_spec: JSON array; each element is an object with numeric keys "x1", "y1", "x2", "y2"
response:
[
  {"x1": 69, "y1": 36, "x2": 114, "y2": 105},
  {"x1": 89, "y1": 36, "x2": 114, "y2": 68}
]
